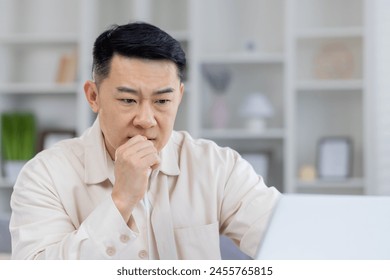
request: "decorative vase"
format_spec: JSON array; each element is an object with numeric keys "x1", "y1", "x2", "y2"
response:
[
  {"x1": 202, "y1": 65, "x2": 232, "y2": 130},
  {"x1": 210, "y1": 94, "x2": 229, "y2": 129}
]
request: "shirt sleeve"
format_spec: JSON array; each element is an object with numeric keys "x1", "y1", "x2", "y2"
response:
[
  {"x1": 219, "y1": 151, "x2": 281, "y2": 258},
  {"x1": 9, "y1": 159, "x2": 138, "y2": 260}
]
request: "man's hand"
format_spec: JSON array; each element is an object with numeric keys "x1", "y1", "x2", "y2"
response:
[{"x1": 111, "y1": 135, "x2": 160, "y2": 223}]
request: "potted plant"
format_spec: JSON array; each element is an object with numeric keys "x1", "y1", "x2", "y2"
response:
[{"x1": 1, "y1": 112, "x2": 36, "y2": 182}]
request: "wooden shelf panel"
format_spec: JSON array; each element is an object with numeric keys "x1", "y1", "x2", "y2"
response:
[
  {"x1": 201, "y1": 128, "x2": 285, "y2": 139},
  {"x1": 0, "y1": 33, "x2": 78, "y2": 45},
  {"x1": 0, "y1": 83, "x2": 78, "y2": 95},
  {"x1": 296, "y1": 178, "x2": 365, "y2": 189},
  {"x1": 200, "y1": 52, "x2": 284, "y2": 64},
  {"x1": 296, "y1": 80, "x2": 363, "y2": 91},
  {"x1": 296, "y1": 27, "x2": 363, "y2": 39}
]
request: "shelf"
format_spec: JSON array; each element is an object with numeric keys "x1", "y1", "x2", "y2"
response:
[
  {"x1": 200, "y1": 52, "x2": 284, "y2": 64},
  {"x1": 296, "y1": 178, "x2": 365, "y2": 189},
  {"x1": 201, "y1": 128, "x2": 285, "y2": 140},
  {"x1": 296, "y1": 27, "x2": 363, "y2": 39},
  {"x1": 296, "y1": 80, "x2": 363, "y2": 91},
  {"x1": 0, "y1": 33, "x2": 79, "y2": 45},
  {"x1": 0, "y1": 83, "x2": 78, "y2": 95}
]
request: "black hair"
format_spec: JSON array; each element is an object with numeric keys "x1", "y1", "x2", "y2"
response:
[{"x1": 92, "y1": 22, "x2": 186, "y2": 85}]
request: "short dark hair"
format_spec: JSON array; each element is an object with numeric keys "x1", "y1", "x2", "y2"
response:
[{"x1": 92, "y1": 22, "x2": 186, "y2": 85}]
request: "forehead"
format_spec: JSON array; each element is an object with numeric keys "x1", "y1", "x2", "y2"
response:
[{"x1": 108, "y1": 55, "x2": 179, "y2": 81}]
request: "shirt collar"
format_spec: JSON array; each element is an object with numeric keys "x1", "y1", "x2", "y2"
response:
[
  {"x1": 158, "y1": 131, "x2": 180, "y2": 177},
  {"x1": 82, "y1": 117, "x2": 110, "y2": 185},
  {"x1": 82, "y1": 117, "x2": 180, "y2": 185}
]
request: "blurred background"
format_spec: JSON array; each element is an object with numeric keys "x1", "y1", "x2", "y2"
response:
[{"x1": 1, "y1": 0, "x2": 390, "y2": 258}]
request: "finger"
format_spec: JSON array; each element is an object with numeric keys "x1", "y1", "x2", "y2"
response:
[
  {"x1": 116, "y1": 141, "x2": 158, "y2": 170},
  {"x1": 115, "y1": 135, "x2": 148, "y2": 160},
  {"x1": 121, "y1": 135, "x2": 147, "y2": 150},
  {"x1": 119, "y1": 140, "x2": 156, "y2": 159},
  {"x1": 142, "y1": 152, "x2": 161, "y2": 169},
  {"x1": 137, "y1": 146, "x2": 159, "y2": 161},
  {"x1": 134, "y1": 139, "x2": 156, "y2": 154}
]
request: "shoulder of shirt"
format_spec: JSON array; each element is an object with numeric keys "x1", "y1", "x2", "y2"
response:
[
  {"x1": 16, "y1": 136, "x2": 84, "y2": 186},
  {"x1": 32, "y1": 136, "x2": 84, "y2": 165}
]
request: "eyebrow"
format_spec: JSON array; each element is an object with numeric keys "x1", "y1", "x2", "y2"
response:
[{"x1": 115, "y1": 86, "x2": 175, "y2": 95}]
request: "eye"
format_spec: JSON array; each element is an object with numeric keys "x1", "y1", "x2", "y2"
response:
[
  {"x1": 155, "y1": 99, "x2": 171, "y2": 105},
  {"x1": 121, "y1": 99, "x2": 136, "y2": 104}
]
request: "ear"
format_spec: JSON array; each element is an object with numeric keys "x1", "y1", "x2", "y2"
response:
[
  {"x1": 84, "y1": 80, "x2": 99, "y2": 113},
  {"x1": 178, "y1": 82, "x2": 184, "y2": 104}
]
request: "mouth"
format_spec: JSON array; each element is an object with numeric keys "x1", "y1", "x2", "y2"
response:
[{"x1": 128, "y1": 136, "x2": 156, "y2": 141}]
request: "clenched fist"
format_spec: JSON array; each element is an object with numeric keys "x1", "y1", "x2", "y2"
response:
[{"x1": 111, "y1": 135, "x2": 160, "y2": 223}]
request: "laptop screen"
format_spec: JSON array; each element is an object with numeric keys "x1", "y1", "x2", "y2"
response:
[{"x1": 255, "y1": 194, "x2": 390, "y2": 259}]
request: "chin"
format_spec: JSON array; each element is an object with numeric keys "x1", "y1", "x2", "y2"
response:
[{"x1": 154, "y1": 142, "x2": 164, "y2": 152}]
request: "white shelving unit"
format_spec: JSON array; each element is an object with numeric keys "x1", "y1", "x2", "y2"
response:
[
  {"x1": 0, "y1": 1, "x2": 86, "y2": 130},
  {"x1": 190, "y1": 0, "x2": 286, "y2": 191},
  {"x1": 285, "y1": 0, "x2": 368, "y2": 194},
  {"x1": 0, "y1": 1, "x2": 88, "y2": 253}
]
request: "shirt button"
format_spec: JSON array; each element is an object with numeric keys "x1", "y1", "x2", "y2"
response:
[
  {"x1": 120, "y1": 234, "x2": 130, "y2": 243},
  {"x1": 138, "y1": 250, "x2": 148, "y2": 259},
  {"x1": 106, "y1": 246, "x2": 116, "y2": 256}
]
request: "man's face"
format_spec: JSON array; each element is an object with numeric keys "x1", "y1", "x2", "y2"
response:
[{"x1": 85, "y1": 55, "x2": 184, "y2": 159}]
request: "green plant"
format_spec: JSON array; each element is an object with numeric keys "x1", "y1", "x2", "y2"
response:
[{"x1": 1, "y1": 112, "x2": 36, "y2": 161}]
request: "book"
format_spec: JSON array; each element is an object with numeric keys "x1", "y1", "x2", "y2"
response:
[{"x1": 55, "y1": 51, "x2": 77, "y2": 84}]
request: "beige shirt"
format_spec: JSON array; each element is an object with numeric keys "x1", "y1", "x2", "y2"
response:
[{"x1": 10, "y1": 118, "x2": 281, "y2": 260}]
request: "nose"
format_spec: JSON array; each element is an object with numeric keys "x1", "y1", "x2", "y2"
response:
[{"x1": 133, "y1": 102, "x2": 157, "y2": 128}]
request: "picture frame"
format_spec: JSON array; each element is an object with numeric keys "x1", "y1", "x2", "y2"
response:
[
  {"x1": 317, "y1": 137, "x2": 352, "y2": 180},
  {"x1": 39, "y1": 129, "x2": 76, "y2": 151}
]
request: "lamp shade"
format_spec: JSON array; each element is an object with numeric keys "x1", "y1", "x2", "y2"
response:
[{"x1": 239, "y1": 92, "x2": 274, "y2": 118}]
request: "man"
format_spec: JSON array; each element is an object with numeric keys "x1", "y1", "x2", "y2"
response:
[{"x1": 10, "y1": 22, "x2": 280, "y2": 259}]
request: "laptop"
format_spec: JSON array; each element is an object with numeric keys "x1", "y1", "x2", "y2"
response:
[{"x1": 255, "y1": 194, "x2": 390, "y2": 259}]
